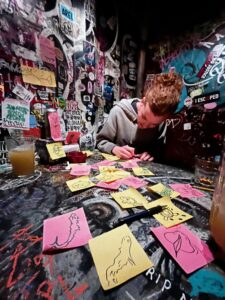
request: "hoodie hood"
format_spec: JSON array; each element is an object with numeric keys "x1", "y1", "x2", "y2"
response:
[{"x1": 116, "y1": 98, "x2": 140, "y2": 122}]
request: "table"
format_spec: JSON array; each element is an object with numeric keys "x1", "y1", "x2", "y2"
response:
[{"x1": 0, "y1": 152, "x2": 224, "y2": 300}]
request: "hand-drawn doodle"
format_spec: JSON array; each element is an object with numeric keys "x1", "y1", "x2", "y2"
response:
[
  {"x1": 120, "y1": 196, "x2": 140, "y2": 206},
  {"x1": 51, "y1": 213, "x2": 80, "y2": 248},
  {"x1": 53, "y1": 144, "x2": 61, "y2": 155},
  {"x1": 160, "y1": 206, "x2": 188, "y2": 221},
  {"x1": 105, "y1": 235, "x2": 135, "y2": 286},
  {"x1": 164, "y1": 230, "x2": 198, "y2": 257},
  {"x1": 71, "y1": 180, "x2": 91, "y2": 190},
  {"x1": 159, "y1": 186, "x2": 174, "y2": 197}
]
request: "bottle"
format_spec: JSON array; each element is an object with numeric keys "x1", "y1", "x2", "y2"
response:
[{"x1": 209, "y1": 135, "x2": 225, "y2": 259}]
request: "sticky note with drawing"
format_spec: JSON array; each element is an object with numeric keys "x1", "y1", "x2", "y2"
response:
[
  {"x1": 144, "y1": 196, "x2": 193, "y2": 227},
  {"x1": 46, "y1": 142, "x2": 66, "y2": 160},
  {"x1": 111, "y1": 187, "x2": 149, "y2": 208},
  {"x1": 95, "y1": 170, "x2": 130, "y2": 182},
  {"x1": 43, "y1": 207, "x2": 92, "y2": 252},
  {"x1": 151, "y1": 224, "x2": 214, "y2": 274},
  {"x1": 66, "y1": 176, "x2": 95, "y2": 192},
  {"x1": 101, "y1": 152, "x2": 120, "y2": 161},
  {"x1": 89, "y1": 224, "x2": 153, "y2": 290},
  {"x1": 132, "y1": 167, "x2": 154, "y2": 176},
  {"x1": 149, "y1": 183, "x2": 180, "y2": 198}
]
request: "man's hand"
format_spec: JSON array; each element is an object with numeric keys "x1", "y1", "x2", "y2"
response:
[
  {"x1": 134, "y1": 152, "x2": 154, "y2": 161},
  {"x1": 112, "y1": 145, "x2": 135, "y2": 160}
]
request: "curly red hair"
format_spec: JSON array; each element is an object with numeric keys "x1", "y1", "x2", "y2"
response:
[{"x1": 144, "y1": 72, "x2": 183, "y2": 116}]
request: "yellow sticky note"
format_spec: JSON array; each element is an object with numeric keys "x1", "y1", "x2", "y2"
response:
[
  {"x1": 132, "y1": 167, "x2": 154, "y2": 176},
  {"x1": 82, "y1": 150, "x2": 93, "y2": 157},
  {"x1": 21, "y1": 65, "x2": 56, "y2": 87},
  {"x1": 111, "y1": 187, "x2": 149, "y2": 208},
  {"x1": 95, "y1": 170, "x2": 130, "y2": 182},
  {"x1": 101, "y1": 153, "x2": 120, "y2": 161},
  {"x1": 144, "y1": 196, "x2": 193, "y2": 227},
  {"x1": 99, "y1": 166, "x2": 118, "y2": 173},
  {"x1": 89, "y1": 224, "x2": 153, "y2": 290},
  {"x1": 149, "y1": 183, "x2": 180, "y2": 198},
  {"x1": 66, "y1": 176, "x2": 95, "y2": 192},
  {"x1": 46, "y1": 142, "x2": 66, "y2": 160}
]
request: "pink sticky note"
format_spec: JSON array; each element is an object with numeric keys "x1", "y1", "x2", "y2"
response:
[
  {"x1": 91, "y1": 160, "x2": 116, "y2": 170},
  {"x1": 169, "y1": 184, "x2": 205, "y2": 198},
  {"x1": 119, "y1": 159, "x2": 140, "y2": 168},
  {"x1": 152, "y1": 225, "x2": 214, "y2": 274},
  {"x1": 119, "y1": 176, "x2": 147, "y2": 188},
  {"x1": 96, "y1": 180, "x2": 121, "y2": 190},
  {"x1": 48, "y1": 111, "x2": 62, "y2": 141},
  {"x1": 43, "y1": 208, "x2": 92, "y2": 252},
  {"x1": 70, "y1": 165, "x2": 91, "y2": 176}
]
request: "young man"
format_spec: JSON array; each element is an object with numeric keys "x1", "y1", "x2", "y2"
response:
[{"x1": 96, "y1": 71, "x2": 183, "y2": 160}]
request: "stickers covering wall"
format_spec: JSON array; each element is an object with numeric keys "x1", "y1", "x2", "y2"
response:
[
  {"x1": 148, "y1": 22, "x2": 225, "y2": 167},
  {"x1": 0, "y1": 0, "x2": 138, "y2": 160}
]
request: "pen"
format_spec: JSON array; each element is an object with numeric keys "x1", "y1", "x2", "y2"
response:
[
  {"x1": 192, "y1": 185, "x2": 214, "y2": 192},
  {"x1": 113, "y1": 205, "x2": 167, "y2": 227}
]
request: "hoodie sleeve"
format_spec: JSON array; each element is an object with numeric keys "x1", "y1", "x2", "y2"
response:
[{"x1": 96, "y1": 106, "x2": 119, "y2": 154}]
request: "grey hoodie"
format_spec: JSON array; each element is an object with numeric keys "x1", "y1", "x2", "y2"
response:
[{"x1": 96, "y1": 98, "x2": 166, "y2": 156}]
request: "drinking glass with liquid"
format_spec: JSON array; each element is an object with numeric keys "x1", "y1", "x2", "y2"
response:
[{"x1": 5, "y1": 136, "x2": 35, "y2": 176}]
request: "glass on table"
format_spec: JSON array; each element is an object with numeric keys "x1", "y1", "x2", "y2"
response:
[{"x1": 5, "y1": 136, "x2": 35, "y2": 176}]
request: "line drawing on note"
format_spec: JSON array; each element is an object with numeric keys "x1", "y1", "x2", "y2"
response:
[
  {"x1": 164, "y1": 230, "x2": 197, "y2": 257},
  {"x1": 105, "y1": 235, "x2": 135, "y2": 286},
  {"x1": 51, "y1": 213, "x2": 80, "y2": 248},
  {"x1": 120, "y1": 196, "x2": 140, "y2": 206},
  {"x1": 159, "y1": 206, "x2": 187, "y2": 221}
]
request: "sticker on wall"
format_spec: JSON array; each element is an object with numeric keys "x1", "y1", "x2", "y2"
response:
[
  {"x1": 21, "y1": 65, "x2": 56, "y2": 87},
  {"x1": 12, "y1": 84, "x2": 34, "y2": 103},
  {"x1": 38, "y1": 35, "x2": 56, "y2": 67},
  {"x1": 2, "y1": 98, "x2": 30, "y2": 130}
]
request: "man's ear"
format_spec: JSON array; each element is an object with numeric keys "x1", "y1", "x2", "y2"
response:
[{"x1": 141, "y1": 97, "x2": 146, "y2": 104}]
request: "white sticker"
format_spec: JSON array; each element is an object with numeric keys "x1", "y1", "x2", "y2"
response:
[
  {"x1": 184, "y1": 123, "x2": 191, "y2": 130},
  {"x1": 12, "y1": 84, "x2": 34, "y2": 103}
]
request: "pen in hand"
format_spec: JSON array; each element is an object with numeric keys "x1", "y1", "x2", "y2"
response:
[{"x1": 113, "y1": 205, "x2": 167, "y2": 227}]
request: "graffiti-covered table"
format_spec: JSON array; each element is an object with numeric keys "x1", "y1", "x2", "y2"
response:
[{"x1": 0, "y1": 154, "x2": 225, "y2": 300}]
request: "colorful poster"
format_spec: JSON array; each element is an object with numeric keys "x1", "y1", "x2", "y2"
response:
[
  {"x1": 48, "y1": 111, "x2": 62, "y2": 141},
  {"x1": 39, "y1": 36, "x2": 56, "y2": 67},
  {"x1": 21, "y1": 65, "x2": 56, "y2": 87},
  {"x1": 89, "y1": 224, "x2": 153, "y2": 290},
  {"x1": 151, "y1": 225, "x2": 214, "y2": 274},
  {"x1": 2, "y1": 98, "x2": 30, "y2": 130},
  {"x1": 43, "y1": 208, "x2": 92, "y2": 252}
]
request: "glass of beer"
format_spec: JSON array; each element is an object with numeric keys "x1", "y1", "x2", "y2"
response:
[{"x1": 5, "y1": 136, "x2": 35, "y2": 176}]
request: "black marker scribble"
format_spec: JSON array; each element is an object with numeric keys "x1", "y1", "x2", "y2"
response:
[
  {"x1": 120, "y1": 196, "x2": 140, "y2": 206},
  {"x1": 51, "y1": 213, "x2": 80, "y2": 248},
  {"x1": 164, "y1": 230, "x2": 197, "y2": 257},
  {"x1": 105, "y1": 235, "x2": 135, "y2": 286},
  {"x1": 159, "y1": 206, "x2": 187, "y2": 221}
]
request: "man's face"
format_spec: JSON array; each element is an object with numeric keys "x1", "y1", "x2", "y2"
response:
[{"x1": 137, "y1": 99, "x2": 168, "y2": 129}]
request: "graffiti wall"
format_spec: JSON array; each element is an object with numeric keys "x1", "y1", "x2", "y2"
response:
[
  {"x1": 147, "y1": 22, "x2": 225, "y2": 168},
  {"x1": 0, "y1": 0, "x2": 138, "y2": 162}
]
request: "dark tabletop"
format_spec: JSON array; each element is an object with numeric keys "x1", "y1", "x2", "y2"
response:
[{"x1": 0, "y1": 152, "x2": 225, "y2": 300}]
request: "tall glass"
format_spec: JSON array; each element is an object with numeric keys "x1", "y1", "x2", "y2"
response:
[
  {"x1": 209, "y1": 137, "x2": 225, "y2": 259},
  {"x1": 5, "y1": 136, "x2": 35, "y2": 176}
]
